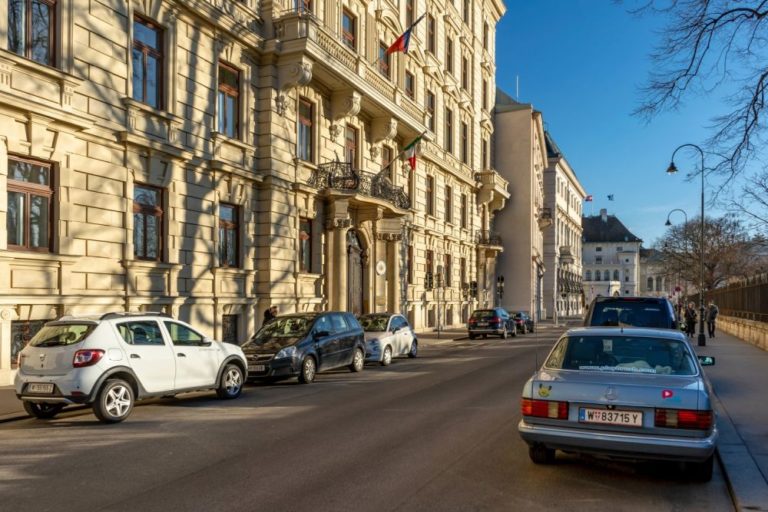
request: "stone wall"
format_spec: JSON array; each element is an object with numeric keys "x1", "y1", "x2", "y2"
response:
[{"x1": 717, "y1": 315, "x2": 768, "y2": 351}]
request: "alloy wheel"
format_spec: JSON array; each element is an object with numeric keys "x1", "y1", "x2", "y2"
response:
[{"x1": 105, "y1": 384, "x2": 132, "y2": 419}]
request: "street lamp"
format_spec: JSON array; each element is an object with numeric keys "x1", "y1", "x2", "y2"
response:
[
  {"x1": 666, "y1": 144, "x2": 706, "y2": 347},
  {"x1": 664, "y1": 208, "x2": 688, "y2": 325}
]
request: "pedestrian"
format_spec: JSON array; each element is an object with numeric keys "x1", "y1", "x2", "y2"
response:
[
  {"x1": 684, "y1": 302, "x2": 697, "y2": 338},
  {"x1": 263, "y1": 305, "x2": 275, "y2": 326},
  {"x1": 706, "y1": 302, "x2": 719, "y2": 339}
]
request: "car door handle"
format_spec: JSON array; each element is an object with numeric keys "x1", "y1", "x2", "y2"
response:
[
  {"x1": 130, "y1": 354, "x2": 141, "y2": 359},
  {"x1": 177, "y1": 353, "x2": 186, "y2": 358}
]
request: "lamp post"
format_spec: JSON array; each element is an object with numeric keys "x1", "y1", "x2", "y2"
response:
[
  {"x1": 664, "y1": 208, "x2": 689, "y2": 326},
  {"x1": 666, "y1": 144, "x2": 706, "y2": 346}
]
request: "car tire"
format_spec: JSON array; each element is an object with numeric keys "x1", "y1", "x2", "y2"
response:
[
  {"x1": 93, "y1": 379, "x2": 134, "y2": 424},
  {"x1": 23, "y1": 401, "x2": 64, "y2": 420},
  {"x1": 529, "y1": 324, "x2": 535, "y2": 333},
  {"x1": 522, "y1": 325, "x2": 527, "y2": 335},
  {"x1": 529, "y1": 444, "x2": 556, "y2": 464},
  {"x1": 469, "y1": 333, "x2": 476, "y2": 340},
  {"x1": 298, "y1": 356, "x2": 316, "y2": 384},
  {"x1": 501, "y1": 326, "x2": 508, "y2": 339},
  {"x1": 381, "y1": 346, "x2": 393, "y2": 366},
  {"x1": 349, "y1": 347, "x2": 365, "y2": 372},
  {"x1": 687, "y1": 455, "x2": 714, "y2": 482},
  {"x1": 408, "y1": 340, "x2": 418, "y2": 358},
  {"x1": 216, "y1": 363, "x2": 244, "y2": 399}
]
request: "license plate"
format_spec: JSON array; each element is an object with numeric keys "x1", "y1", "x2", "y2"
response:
[
  {"x1": 250, "y1": 365, "x2": 266, "y2": 372},
  {"x1": 579, "y1": 408, "x2": 643, "y2": 427},
  {"x1": 27, "y1": 383, "x2": 54, "y2": 394},
  {"x1": 478, "y1": 322, "x2": 488, "y2": 327}
]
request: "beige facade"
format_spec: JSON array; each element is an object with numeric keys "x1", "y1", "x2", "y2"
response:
[
  {"x1": 543, "y1": 132, "x2": 585, "y2": 321},
  {"x1": 0, "y1": 0, "x2": 506, "y2": 384},
  {"x1": 492, "y1": 91, "x2": 549, "y2": 319}
]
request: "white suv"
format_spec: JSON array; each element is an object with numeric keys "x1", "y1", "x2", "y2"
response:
[{"x1": 15, "y1": 312, "x2": 247, "y2": 423}]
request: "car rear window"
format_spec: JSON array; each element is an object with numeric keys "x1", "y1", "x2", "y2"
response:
[
  {"x1": 589, "y1": 301, "x2": 671, "y2": 328},
  {"x1": 28, "y1": 324, "x2": 94, "y2": 347},
  {"x1": 545, "y1": 335, "x2": 696, "y2": 376},
  {"x1": 471, "y1": 310, "x2": 495, "y2": 319}
]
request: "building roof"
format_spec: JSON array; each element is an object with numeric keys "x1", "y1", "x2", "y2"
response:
[
  {"x1": 640, "y1": 247, "x2": 664, "y2": 262},
  {"x1": 544, "y1": 131, "x2": 562, "y2": 159},
  {"x1": 582, "y1": 212, "x2": 643, "y2": 243}
]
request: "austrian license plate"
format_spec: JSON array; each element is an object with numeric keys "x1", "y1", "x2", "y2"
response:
[
  {"x1": 579, "y1": 408, "x2": 643, "y2": 427},
  {"x1": 27, "y1": 383, "x2": 54, "y2": 394},
  {"x1": 250, "y1": 365, "x2": 266, "y2": 372},
  {"x1": 478, "y1": 322, "x2": 488, "y2": 327}
]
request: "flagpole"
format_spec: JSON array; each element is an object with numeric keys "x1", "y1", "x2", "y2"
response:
[{"x1": 377, "y1": 131, "x2": 427, "y2": 176}]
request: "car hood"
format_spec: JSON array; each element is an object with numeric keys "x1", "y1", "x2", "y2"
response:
[{"x1": 243, "y1": 337, "x2": 301, "y2": 353}]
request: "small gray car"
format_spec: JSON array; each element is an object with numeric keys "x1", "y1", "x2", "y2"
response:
[
  {"x1": 358, "y1": 313, "x2": 418, "y2": 365},
  {"x1": 518, "y1": 327, "x2": 717, "y2": 481}
]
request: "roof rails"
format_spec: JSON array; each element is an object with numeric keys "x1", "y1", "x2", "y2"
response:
[{"x1": 99, "y1": 311, "x2": 171, "y2": 321}]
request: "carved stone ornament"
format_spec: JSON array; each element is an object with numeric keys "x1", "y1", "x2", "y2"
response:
[
  {"x1": 372, "y1": 117, "x2": 398, "y2": 143},
  {"x1": 276, "y1": 94, "x2": 289, "y2": 116},
  {"x1": 376, "y1": 232, "x2": 403, "y2": 241},
  {"x1": 325, "y1": 217, "x2": 352, "y2": 230},
  {"x1": 331, "y1": 90, "x2": 361, "y2": 120},
  {"x1": 279, "y1": 61, "x2": 313, "y2": 91},
  {"x1": 370, "y1": 145, "x2": 381, "y2": 160},
  {"x1": 329, "y1": 123, "x2": 343, "y2": 141}
]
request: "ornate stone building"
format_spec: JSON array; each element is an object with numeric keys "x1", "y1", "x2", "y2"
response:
[
  {"x1": 0, "y1": 0, "x2": 506, "y2": 383},
  {"x1": 543, "y1": 132, "x2": 585, "y2": 321}
]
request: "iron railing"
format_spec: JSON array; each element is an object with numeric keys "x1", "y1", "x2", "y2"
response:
[
  {"x1": 705, "y1": 273, "x2": 768, "y2": 323},
  {"x1": 308, "y1": 160, "x2": 411, "y2": 210},
  {"x1": 475, "y1": 230, "x2": 503, "y2": 246}
]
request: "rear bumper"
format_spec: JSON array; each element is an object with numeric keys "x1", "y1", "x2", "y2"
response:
[
  {"x1": 468, "y1": 326, "x2": 505, "y2": 335},
  {"x1": 518, "y1": 419, "x2": 718, "y2": 462}
]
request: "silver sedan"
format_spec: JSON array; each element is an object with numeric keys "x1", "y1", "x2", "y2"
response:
[
  {"x1": 517, "y1": 327, "x2": 718, "y2": 481},
  {"x1": 358, "y1": 313, "x2": 418, "y2": 366}
]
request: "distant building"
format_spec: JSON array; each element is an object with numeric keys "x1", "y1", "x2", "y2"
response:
[
  {"x1": 582, "y1": 209, "x2": 642, "y2": 303},
  {"x1": 543, "y1": 132, "x2": 586, "y2": 321}
]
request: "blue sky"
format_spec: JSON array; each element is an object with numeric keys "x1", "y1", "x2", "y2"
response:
[{"x1": 496, "y1": 0, "x2": 730, "y2": 246}]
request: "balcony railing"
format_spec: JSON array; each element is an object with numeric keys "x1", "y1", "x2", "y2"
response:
[
  {"x1": 308, "y1": 160, "x2": 410, "y2": 210},
  {"x1": 476, "y1": 230, "x2": 502, "y2": 246}
]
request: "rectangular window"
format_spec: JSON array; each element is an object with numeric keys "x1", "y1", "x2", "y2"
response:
[
  {"x1": 222, "y1": 315, "x2": 239, "y2": 344},
  {"x1": 345, "y1": 125, "x2": 358, "y2": 166},
  {"x1": 595, "y1": 256, "x2": 603, "y2": 264},
  {"x1": 446, "y1": 37, "x2": 453, "y2": 74},
  {"x1": 218, "y1": 63, "x2": 240, "y2": 138},
  {"x1": 379, "y1": 42, "x2": 390, "y2": 78},
  {"x1": 444, "y1": 253, "x2": 452, "y2": 287},
  {"x1": 445, "y1": 185, "x2": 452, "y2": 223},
  {"x1": 6, "y1": 156, "x2": 53, "y2": 252},
  {"x1": 427, "y1": 14, "x2": 436, "y2": 54},
  {"x1": 426, "y1": 90, "x2": 435, "y2": 131},
  {"x1": 218, "y1": 203, "x2": 239, "y2": 268},
  {"x1": 461, "y1": 193, "x2": 467, "y2": 229},
  {"x1": 406, "y1": 0, "x2": 414, "y2": 26},
  {"x1": 461, "y1": 121, "x2": 468, "y2": 164},
  {"x1": 426, "y1": 175, "x2": 435, "y2": 216},
  {"x1": 460, "y1": 257, "x2": 466, "y2": 286},
  {"x1": 298, "y1": 97, "x2": 314, "y2": 161},
  {"x1": 8, "y1": 0, "x2": 56, "y2": 66},
  {"x1": 426, "y1": 249, "x2": 434, "y2": 289},
  {"x1": 482, "y1": 138, "x2": 489, "y2": 169},
  {"x1": 445, "y1": 108, "x2": 453, "y2": 153},
  {"x1": 405, "y1": 71, "x2": 415, "y2": 99},
  {"x1": 483, "y1": 22, "x2": 489, "y2": 50},
  {"x1": 463, "y1": 0, "x2": 470, "y2": 24},
  {"x1": 382, "y1": 145, "x2": 394, "y2": 180},
  {"x1": 407, "y1": 245, "x2": 414, "y2": 284},
  {"x1": 482, "y1": 78, "x2": 488, "y2": 110},
  {"x1": 596, "y1": 246, "x2": 602, "y2": 252},
  {"x1": 342, "y1": 9, "x2": 356, "y2": 50},
  {"x1": 462, "y1": 56, "x2": 469, "y2": 90},
  {"x1": 299, "y1": 217, "x2": 312, "y2": 273},
  {"x1": 133, "y1": 184, "x2": 163, "y2": 261},
  {"x1": 131, "y1": 16, "x2": 163, "y2": 108}
]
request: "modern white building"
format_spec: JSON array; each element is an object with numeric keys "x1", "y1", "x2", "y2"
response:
[
  {"x1": 582, "y1": 209, "x2": 642, "y2": 302},
  {"x1": 543, "y1": 132, "x2": 586, "y2": 321}
]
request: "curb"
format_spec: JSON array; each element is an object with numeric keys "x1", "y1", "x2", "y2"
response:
[{"x1": 710, "y1": 390, "x2": 768, "y2": 511}]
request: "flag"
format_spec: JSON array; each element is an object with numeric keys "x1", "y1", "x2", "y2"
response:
[
  {"x1": 607, "y1": 194, "x2": 615, "y2": 201},
  {"x1": 403, "y1": 134, "x2": 423, "y2": 171},
  {"x1": 386, "y1": 13, "x2": 427, "y2": 55},
  {"x1": 585, "y1": 195, "x2": 593, "y2": 202}
]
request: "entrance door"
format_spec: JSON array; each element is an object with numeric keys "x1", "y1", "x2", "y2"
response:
[{"x1": 347, "y1": 230, "x2": 364, "y2": 315}]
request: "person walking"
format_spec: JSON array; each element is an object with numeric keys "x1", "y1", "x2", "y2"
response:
[
  {"x1": 684, "y1": 302, "x2": 697, "y2": 338},
  {"x1": 706, "y1": 302, "x2": 719, "y2": 338},
  {"x1": 263, "y1": 305, "x2": 276, "y2": 326}
]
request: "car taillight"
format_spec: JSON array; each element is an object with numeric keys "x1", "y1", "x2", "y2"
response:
[
  {"x1": 521, "y1": 398, "x2": 568, "y2": 419},
  {"x1": 469, "y1": 318, "x2": 477, "y2": 324},
  {"x1": 655, "y1": 408, "x2": 713, "y2": 430},
  {"x1": 73, "y1": 349, "x2": 105, "y2": 368},
  {"x1": 491, "y1": 316, "x2": 501, "y2": 323}
]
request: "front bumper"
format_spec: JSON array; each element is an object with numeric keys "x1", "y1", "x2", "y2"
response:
[
  {"x1": 518, "y1": 419, "x2": 718, "y2": 462},
  {"x1": 247, "y1": 357, "x2": 299, "y2": 379}
]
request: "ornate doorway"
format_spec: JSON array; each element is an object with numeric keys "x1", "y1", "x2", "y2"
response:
[{"x1": 347, "y1": 230, "x2": 364, "y2": 315}]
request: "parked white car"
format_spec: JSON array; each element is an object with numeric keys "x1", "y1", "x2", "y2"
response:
[
  {"x1": 15, "y1": 312, "x2": 247, "y2": 423},
  {"x1": 358, "y1": 313, "x2": 418, "y2": 366}
]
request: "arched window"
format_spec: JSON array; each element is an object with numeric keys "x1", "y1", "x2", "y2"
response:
[
  {"x1": 585, "y1": 270, "x2": 592, "y2": 281},
  {"x1": 613, "y1": 270, "x2": 620, "y2": 281},
  {"x1": 595, "y1": 270, "x2": 601, "y2": 281},
  {"x1": 647, "y1": 277, "x2": 654, "y2": 291}
]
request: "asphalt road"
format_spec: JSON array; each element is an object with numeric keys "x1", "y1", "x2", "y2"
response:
[{"x1": 0, "y1": 330, "x2": 734, "y2": 512}]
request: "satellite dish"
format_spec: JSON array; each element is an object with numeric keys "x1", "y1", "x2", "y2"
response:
[{"x1": 376, "y1": 260, "x2": 387, "y2": 276}]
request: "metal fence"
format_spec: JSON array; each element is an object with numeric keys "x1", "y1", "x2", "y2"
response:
[{"x1": 705, "y1": 273, "x2": 768, "y2": 323}]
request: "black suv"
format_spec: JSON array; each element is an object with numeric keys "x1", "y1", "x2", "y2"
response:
[
  {"x1": 468, "y1": 308, "x2": 516, "y2": 339},
  {"x1": 243, "y1": 312, "x2": 366, "y2": 384},
  {"x1": 511, "y1": 311, "x2": 535, "y2": 334},
  {"x1": 583, "y1": 296, "x2": 678, "y2": 330}
]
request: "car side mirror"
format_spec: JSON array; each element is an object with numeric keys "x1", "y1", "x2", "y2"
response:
[
  {"x1": 697, "y1": 355, "x2": 715, "y2": 366},
  {"x1": 314, "y1": 330, "x2": 330, "y2": 339},
  {"x1": 391, "y1": 326, "x2": 400, "y2": 333},
  {"x1": 201, "y1": 337, "x2": 213, "y2": 347}
]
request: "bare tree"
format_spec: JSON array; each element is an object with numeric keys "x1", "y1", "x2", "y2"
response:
[{"x1": 632, "y1": 0, "x2": 768, "y2": 181}]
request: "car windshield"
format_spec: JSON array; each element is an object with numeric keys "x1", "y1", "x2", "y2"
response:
[
  {"x1": 471, "y1": 310, "x2": 495, "y2": 319},
  {"x1": 590, "y1": 301, "x2": 669, "y2": 328},
  {"x1": 248, "y1": 316, "x2": 315, "y2": 345},
  {"x1": 358, "y1": 315, "x2": 389, "y2": 332},
  {"x1": 544, "y1": 335, "x2": 696, "y2": 376},
  {"x1": 28, "y1": 324, "x2": 94, "y2": 347}
]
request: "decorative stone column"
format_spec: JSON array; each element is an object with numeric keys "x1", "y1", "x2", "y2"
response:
[
  {"x1": 382, "y1": 233, "x2": 402, "y2": 314},
  {"x1": 325, "y1": 217, "x2": 351, "y2": 311},
  {"x1": 0, "y1": 306, "x2": 19, "y2": 385}
]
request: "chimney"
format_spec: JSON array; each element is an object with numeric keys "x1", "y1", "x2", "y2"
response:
[{"x1": 600, "y1": 209, "x2": 608, "y2": 223}]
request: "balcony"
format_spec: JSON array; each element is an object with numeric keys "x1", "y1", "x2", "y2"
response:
[
  {"x1": 476, "y1": 230, "x2": 503, "y2": 248},
  {"x1": 308, "y1": 160, "x2": 410, "y2": 211},
  {"x1": 475, "y1": 169, "x2": 509, "y2": 212}
]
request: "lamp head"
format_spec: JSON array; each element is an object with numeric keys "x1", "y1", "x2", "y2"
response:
[
  {"x1": 666, "y1": 161, "x2": 679, "y2": 175},
  {"x1": 665, "y1": 219, "x2": 672, "y2": 226}
]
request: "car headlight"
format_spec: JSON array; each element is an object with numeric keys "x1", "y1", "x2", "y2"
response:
[{"x1": 275, "y1": 346, "x2": 297, "y2": 359}]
